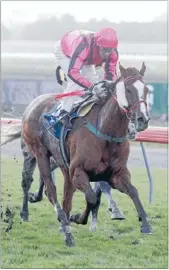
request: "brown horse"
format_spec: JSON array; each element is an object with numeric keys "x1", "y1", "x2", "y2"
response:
[{"x1": 3, "y1": 63, "x2": 151, "y2": 247}]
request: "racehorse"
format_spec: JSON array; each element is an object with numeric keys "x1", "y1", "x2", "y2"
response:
[
  {"x1": 2, "y1": 62, "x2": 152, "y2": 247},
  {"x1": 19, "y1": 141, "x2": 125, "y2": 229}
]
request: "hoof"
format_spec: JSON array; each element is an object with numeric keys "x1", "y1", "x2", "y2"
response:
[
  {"x1": 89, "y1": 217, "x2": 97, "y2": 231},
  {"x1": 89, "y1": 224, "x2": 97, "y2": 232},
  {"x1": 141, "y1": 225, "x2": 152, "y2": 234},
  {"x1": 65, "y1": 233, "x2": 75, "y2": 247},
  {"x1": 110, "y1": 210, "x2": 125, "y2": 220},
  {"x1": 111, "y1": 216, "x2": 125, "y2": 220},
  {"x1": 28, "y1": 192, "x2": 43, "y2": 203},
  {"x1": 70, "y1": 213, "x2": 81, "y2": 224}
]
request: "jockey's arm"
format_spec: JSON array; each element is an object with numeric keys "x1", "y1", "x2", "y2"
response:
[
  {"x1": 68, "y1": 44, "x2": 92, "y2": 89},
  {"x1": 104, "y1": 49, "x2": 119, "y2": 81}
]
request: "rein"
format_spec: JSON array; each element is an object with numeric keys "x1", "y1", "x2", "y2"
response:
[
  {"x1": 112, "y1": 96, "x2": 147, "y2": 119},
  {"x1": 84, "y1": 74, "x2": 147, "y2": 143}
]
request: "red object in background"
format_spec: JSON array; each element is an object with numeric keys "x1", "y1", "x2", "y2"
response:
[{"x1": 136, "y1": 127, "x2": 168, "y2": 144}]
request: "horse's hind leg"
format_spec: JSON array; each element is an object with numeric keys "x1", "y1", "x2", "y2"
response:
[
  {"x1": 90, "y1": 181, "x2": 125, "y2": 232},
  {"x1": 35, "y1": 146, "x2": 74, "y2": 247},
  {"x1": 61, "y1": 167, "x2": 76, "y2": 220},
  {"x1": 28, "y1": 177, "x2": 44, "y2": 203},
  {"x1": 20, "y1": 137, "x2": 41, "y2": 205},
  {"x1": 28, "y1": 157, "x2": 58, "y2": 203},
  {"x1": 99, "y1": 181, "x2": 125, "y2": 220},
  {"x1": 20, "y1": 154, "x2": 36, "y2": 221}
]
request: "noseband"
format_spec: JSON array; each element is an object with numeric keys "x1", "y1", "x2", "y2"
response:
[{"x1": 113, "y1": 75, "x2": 148, "y2": 119}]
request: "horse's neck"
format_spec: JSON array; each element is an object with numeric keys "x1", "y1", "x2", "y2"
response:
[{"x1": 98, "y1": 96, "x2": 129, "y2": 137}]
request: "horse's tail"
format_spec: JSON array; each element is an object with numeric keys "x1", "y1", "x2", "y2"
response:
[{"x1": 1, "y1": 125, "x2": 22, "y2": 147}]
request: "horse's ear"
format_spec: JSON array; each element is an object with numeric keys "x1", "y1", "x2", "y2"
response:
[
  {"x1": 140, "y1": 62, "x2": 146, "y2": 76},
  {"x1": 119, "y1": 62, "x2": 126, "y2": 76}
]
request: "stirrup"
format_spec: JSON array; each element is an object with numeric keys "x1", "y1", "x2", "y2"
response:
[
  {"x1": 57, "y1": 110, "x2": 68, "y2": 120},
  {"x1": 57, "y1": 110, "x2": 71, "y2": 127}
]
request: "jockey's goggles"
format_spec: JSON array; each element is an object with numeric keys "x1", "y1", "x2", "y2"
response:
[{"x1": 99, "y1": 47, "x2": 114, "y2": 54}]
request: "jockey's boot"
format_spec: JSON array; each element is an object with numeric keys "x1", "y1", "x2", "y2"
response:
[{"x1": 57, "y1": 109, "x2": 70, "y2": 126}]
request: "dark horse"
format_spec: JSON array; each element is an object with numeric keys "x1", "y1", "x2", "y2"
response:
[{"x1": 3, "y1": 63, "x2": 152, "y2": 247}]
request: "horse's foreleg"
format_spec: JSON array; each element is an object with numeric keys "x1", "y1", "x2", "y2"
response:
[
  {"x1": 89, "y1": 182, "x2": 102, "y2": 231},
  {"x1": 70, "y1": 167, "x2": 97, "y2": 225},
  {"x1": 98, "y1": 181, "x2": 125, "y2": 220},
  {"x1": 109, "y1": 168, "x2": 152, "y2": 234},
  {"x1": 20, "y1": 155, "x2": 36, "y2": 221},
  {"x1": 36, "y1": 148, "x2": 74, "y2": 247}
]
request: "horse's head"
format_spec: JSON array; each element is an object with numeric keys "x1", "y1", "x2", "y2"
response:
[{"x1": 107, "y1": 62, "x2": 150, "y2": 132}]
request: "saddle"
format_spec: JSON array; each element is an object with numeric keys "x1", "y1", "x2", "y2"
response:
[
  {"x1": 53, "y1": 92, "x2": 95, "y2": 119},
  {"x1": 43, "y1": 92, "x2": 99, "y2": 169}
]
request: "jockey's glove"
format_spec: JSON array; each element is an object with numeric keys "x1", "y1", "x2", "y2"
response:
[
  {"x1": 88, "y1": 81, "x2": 105, "y2": 92},
  {"x1": 88, "y1": 81, "x2": 108, "y2": 99}
]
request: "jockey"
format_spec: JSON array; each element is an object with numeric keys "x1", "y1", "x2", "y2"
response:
[{"x1": 54, "y1": 28, "x2": 119, "y2": 122}]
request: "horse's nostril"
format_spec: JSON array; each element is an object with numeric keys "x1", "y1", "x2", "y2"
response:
[
  {"x1": 137, "y1": 117, "x2": 144, "y2": 122},
  {"x1": 138, "y1": 116, "x2": 150, "y2": 125}
]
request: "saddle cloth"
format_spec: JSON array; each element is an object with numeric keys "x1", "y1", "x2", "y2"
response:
[{"x1": 43, "y1": 93, "x2": 97, "y2": 169}]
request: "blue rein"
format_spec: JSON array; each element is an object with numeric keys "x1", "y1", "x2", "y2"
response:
[{"x1": 84, "y1": 120, "x2": 128, "y2": 143}]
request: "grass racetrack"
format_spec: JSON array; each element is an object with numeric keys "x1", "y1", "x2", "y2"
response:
[{"x1": 1, "y1": 158, "x2": 168, "y2": 268}]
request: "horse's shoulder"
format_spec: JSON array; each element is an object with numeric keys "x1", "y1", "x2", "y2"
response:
[
  {"x1": 111, "y1": 141, "x2": 129, "y2": 152},
  {"x1": 109, "y1": 142, "x2": 130, "y2": 165}
]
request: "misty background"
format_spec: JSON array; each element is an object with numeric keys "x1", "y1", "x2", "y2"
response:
[
  {"x1": 1, "y1": 0, "x2": 167, "y2": 53},
  {"x1": 1, "y1": 12, "x2": 167, "y2": 42},
  {"x1": 2, "y1": 13, "x2": 167, "y2": 57},
  {"x1": 1, "y1": 1, "x2": 168, "y2": 122}
]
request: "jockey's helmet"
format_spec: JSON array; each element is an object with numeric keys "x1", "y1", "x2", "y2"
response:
[{"x1": 95, "y1": 28, "x2": 118, "y2": 49}]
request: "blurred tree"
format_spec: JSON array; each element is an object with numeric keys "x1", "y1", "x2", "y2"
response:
[{"x1": 2, "y1": 14, "x2": 167, "y2": 43}]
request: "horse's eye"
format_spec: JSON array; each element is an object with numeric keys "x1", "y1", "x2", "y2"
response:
[{"x1": 126, "y1": 88, "x2": 132, "y2": 95}]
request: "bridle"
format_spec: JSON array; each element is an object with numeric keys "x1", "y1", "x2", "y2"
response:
[
  {"x1": 112, "y1": 75, "x2": 148, "y2": 120},
  {"x1": 81, "y1": 75, "x2": 148, "y2": 144}
]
